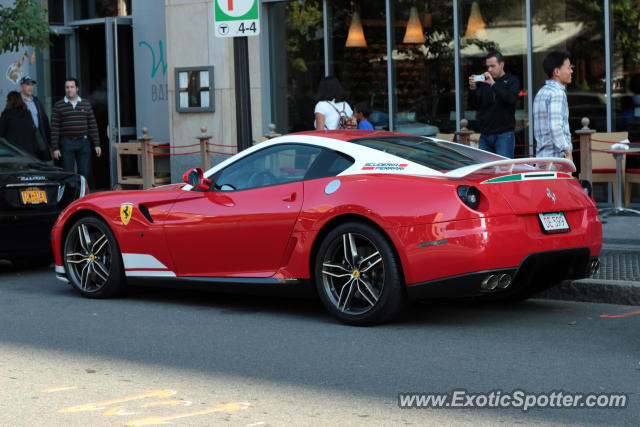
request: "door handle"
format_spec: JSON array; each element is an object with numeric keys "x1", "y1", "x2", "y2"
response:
[{"x1": 282, "y1": 192, "x2": 296, "y2": 202}]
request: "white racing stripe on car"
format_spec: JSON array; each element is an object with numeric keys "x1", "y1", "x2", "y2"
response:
[
  {"x1": 125, "y1": 270, "x2": 177, "y2": 278},
  {"x1": 122, "y1": 253, "x2": 169, "y2": 270},
  {"x1": 122, "y1": 253, "x2": 176, "y2": 278}
]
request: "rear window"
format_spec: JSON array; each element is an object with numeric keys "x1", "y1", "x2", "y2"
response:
[
  {"x1": 349, "y1": 136, "x2": 479, "y2": 171},
  {"x1": 0, "y1": 138, "x2": 28, "y2": 159}
]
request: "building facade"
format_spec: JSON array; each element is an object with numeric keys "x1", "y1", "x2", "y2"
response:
[{"x1": 2, "y1": 0, "x2": 638, "y2": 190}]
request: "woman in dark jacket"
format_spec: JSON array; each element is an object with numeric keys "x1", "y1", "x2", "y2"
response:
[{"x1": 0, "y1": 91, "x2": 42, "y2": 159}]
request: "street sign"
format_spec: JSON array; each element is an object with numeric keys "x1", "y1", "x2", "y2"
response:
[{"x1": 214, "y1": 0, "x2": 260, "y2": 38}]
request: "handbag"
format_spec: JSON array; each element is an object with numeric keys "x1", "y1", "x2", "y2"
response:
[{"x1": 32, "y1": 123, "x2": 49, "y2": 159}]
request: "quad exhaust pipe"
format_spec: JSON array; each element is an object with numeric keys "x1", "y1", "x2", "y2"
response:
[{"x1": 481, "y1": 273, "x2": 512, "y2": 291}]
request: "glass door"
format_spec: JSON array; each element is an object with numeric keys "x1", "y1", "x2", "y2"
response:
[
  {"x1": 74, "y1": 17, "x2": 135, "y2": 190},
  {"x1": 106, "y1": 17, "x2": 137, "y2": 189}
]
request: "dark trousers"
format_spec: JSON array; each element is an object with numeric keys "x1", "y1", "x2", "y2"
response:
[
  {"x1": 478, "y1": 131, "x2": 515, "y2": 158},
  {"x1": 60, "y1": 136, "x2": 91, "y2": 179}
]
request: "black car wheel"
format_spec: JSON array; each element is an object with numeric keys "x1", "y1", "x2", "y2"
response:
[
  {"x1": 314, "y1": 222, "x2": 406, "y2": 325},
  {"x1": 63, "y1": 216, "x2": 124, "y2": 298}
]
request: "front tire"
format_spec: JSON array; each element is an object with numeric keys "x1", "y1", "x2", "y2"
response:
[
  {"x1": 314, "y1": 222, "x2": 406, "y2": 325},
  {"x1": 63, "y1": 216, "x2": 124, "y2": 298}
]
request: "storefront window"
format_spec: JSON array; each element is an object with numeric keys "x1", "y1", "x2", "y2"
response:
[
  {"x1": 532, "y1": 0, "x2": 606, "y2": 135},
  {"x1": 73, "y1": 0, "x2": 131, "y2": 20},
  {"x1": 392, "y1": 1, "x2": 454, "y2": 136},
  {"x1": 612, "y1": 0, "x2": 640, "y2": 202},
  {"x1": 268, "y1": 0, "x2": 324, "y2": 133},
  {"x1": 327, "y1": 0, "x2": 389, "y2": 130},
  {"x1": 459, "y1": 0, "x2": 529, "y2": 155},
  {"x1": 612, "y1": 1, "x2": 640, "y2": 134},
  {"x1": 49, "y1": 35, "x2": 67, "y2": 103},
  {"x1": 48, "y1": 0, "x2": 64, "y2": 24}
]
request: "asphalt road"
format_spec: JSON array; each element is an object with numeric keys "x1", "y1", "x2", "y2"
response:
[{"x1": 1, "y1": 261, "x2": 638, "y2": 426}]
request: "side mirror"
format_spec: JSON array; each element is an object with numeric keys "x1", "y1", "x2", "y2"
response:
[{"x1": 182, "y1": 167, "x2": 212, "y2": 190}]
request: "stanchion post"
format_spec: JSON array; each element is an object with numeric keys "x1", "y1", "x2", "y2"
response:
[
  {"x1": 139, "y1": 127, "x2": 153, "y2": 189},
  {"x1": 197, "y1": 127, "x2": 212, "y2": 170},
  {"x1": 575, "y1": 117, "x2": 595, "y2": 182},
  {"x1": 263, "y1": 123, "x2": 281, "y2": 141},
  {"x1": 455, "y1": 119, "x2": 473, "y2": 146}
]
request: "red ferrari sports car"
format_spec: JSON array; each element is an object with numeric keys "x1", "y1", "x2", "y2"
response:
[{"x1": 51, "y1": 131, "x2": 602, "y2": 325}]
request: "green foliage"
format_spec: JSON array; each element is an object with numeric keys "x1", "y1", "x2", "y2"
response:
[
  {"x1": 612, "y1": 0, "x2": 640, "y2": 67},
  {"x1": 286, "y1": 0, "x2": 323, "y2": 72},
  {"x1": 0, "y1": 0, "x2": 50, "y2": 54}
]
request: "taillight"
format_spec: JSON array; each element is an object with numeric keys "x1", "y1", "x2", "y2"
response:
[
  {"x1": 79, "y1": 175, "x2": 89, "y2": 198},
  {"x1": 579, "y1": 179, "x2": 593, "y2": 198},
  {"x1": 457, "y1": 185, "x2": 481, "y2": 210}
]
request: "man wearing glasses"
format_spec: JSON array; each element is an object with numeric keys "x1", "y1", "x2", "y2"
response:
[{"x1": 533, "y1": 50, "x2": 574, "y2": 162}]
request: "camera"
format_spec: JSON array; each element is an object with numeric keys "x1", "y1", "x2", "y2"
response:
[{"x1": 473, "y1": 74, "x2": 486, "y2": 82}]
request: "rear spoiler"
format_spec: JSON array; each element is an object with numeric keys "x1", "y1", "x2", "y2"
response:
[{"x1": 445, "y1": 157, "x2": 576, "y2": 179}]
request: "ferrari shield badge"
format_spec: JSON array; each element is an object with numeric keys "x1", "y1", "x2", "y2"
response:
[{"x1": 120, "y1": 203, "x2": 134, "y2": 225}]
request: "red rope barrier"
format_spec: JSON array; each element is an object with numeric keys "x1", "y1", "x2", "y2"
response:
[
  {"x1": 206, "y1": 150, "x2": 236, "y2": 155},
  {"x1": 590, "y1": 148, "x2": 640, "y2": 155},
  {"x1": 147, "y1": 142, "x2": 174, "y2": 148},
  {"x1": 147, "y1": 151, "x2": 201, "y2": 156},
  {"x1": 590, "y1": 138, "x2": 640, "y2": 145},
  {"x1": 206, "y1": 141, "x2": 237, "y2": 148}
]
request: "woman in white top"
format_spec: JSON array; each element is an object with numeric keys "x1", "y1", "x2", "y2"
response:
[{"x1": 314, "y1": 76, "x2": 353, "y2": 130}]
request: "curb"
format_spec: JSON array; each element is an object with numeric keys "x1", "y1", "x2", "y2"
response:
[{"x1": 538, "y1": 279, "x2": 640, "y2": 306}]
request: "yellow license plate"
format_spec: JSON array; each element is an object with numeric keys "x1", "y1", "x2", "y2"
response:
[{"x1": 21, "y1": 189, "x2": 47, "y2": 204}]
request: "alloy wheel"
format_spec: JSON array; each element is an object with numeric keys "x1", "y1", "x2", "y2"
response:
[
  {"x1": 65, "y1": 222, "x2": 112, "y2": 292},
  {"x1": 321, "y1": 232, "x2": 385, "y2": 316}
]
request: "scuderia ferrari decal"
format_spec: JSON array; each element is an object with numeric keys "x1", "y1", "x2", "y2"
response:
[
  {"x1": 361, "y1": 162, "x2": 408, "y2": 171},
  {"x1": 120, "y1": 203, "x2": 134, "y2": 225}
]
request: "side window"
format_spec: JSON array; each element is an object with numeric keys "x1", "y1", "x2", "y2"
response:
[
  {"x1": 215, "y1": 144, "x2": 322, "y2": 191},
  {"x1": 305, "y1": 149, "x2": 355, "y2": 180}
]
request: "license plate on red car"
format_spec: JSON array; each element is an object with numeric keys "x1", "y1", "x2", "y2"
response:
[{"x1": 538, "y1": 212, "x2": 570, "y2": 234}]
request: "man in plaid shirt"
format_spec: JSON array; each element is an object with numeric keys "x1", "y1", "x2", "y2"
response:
[{"x1": 533, "y1": 51, "x2": 574, "y2": 162}]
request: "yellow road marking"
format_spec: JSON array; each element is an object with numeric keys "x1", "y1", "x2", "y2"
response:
[
  {"x1": 140, "y1": 400, "x2": 191, "y2": 408},
  {"x1": 102, "y1": 405, "x2": 134, "y2": 416},
  {"x1": 58, "y1": 390, "x2": 177, "y2": 413},
  {"x1": 124, "y1": 402, "x2": 250, "y2": 425},
  {"x1": 41, "y1": 386, "x2": 76, "y2": 393}
]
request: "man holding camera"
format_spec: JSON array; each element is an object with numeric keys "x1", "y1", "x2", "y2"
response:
[{"x1": 468, "y1": 51, "x2": 520, "y2": 158}]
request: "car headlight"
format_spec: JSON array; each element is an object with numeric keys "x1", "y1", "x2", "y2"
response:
[{"x1": 457, "y1": 185, "x2": 481, "y2": 210}]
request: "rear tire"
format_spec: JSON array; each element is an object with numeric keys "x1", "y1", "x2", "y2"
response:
[
  {"x1": 63, "y1": 216, "x2": 124, "y2": 298},
  {"x1": 314, "y1": 222, "x2": 406, "y2": 325}
]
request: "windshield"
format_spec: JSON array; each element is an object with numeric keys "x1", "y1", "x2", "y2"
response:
[{"x1": 349, "y1": 136, "x2": 481, "y2": 171}]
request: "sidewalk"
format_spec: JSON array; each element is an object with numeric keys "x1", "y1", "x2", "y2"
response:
[{"x1": 540, "y1": 213, "x2": 640, "y2": 305}]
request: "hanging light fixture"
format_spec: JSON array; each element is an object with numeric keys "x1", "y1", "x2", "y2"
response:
[
  {"x1": 423, "y1": 10, "x2": 432, "y2": 29},
  {"x1": 345, "y1": 10, "x2": 367, "y2": 47},
  {"x1": 403, "y1": 6, "x2": 426, "y2": 44},
  {"x1": 464, "y1": 1, "x2": 487, "y2": 39}
]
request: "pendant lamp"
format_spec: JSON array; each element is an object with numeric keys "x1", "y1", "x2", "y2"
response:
[
  {"x1": 403, "y1": 6, "x2": 426, "y2": 44},
  {"x1": 464, "y1": 1, "x2": 487, "y2": 39},
  {"x1": 345, "y1": 10, "x2": 367, "y2": 47}
]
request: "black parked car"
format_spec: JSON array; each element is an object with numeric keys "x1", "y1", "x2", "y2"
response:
[{"x1": 0, "y1": 138, "x2": 87, "y2": 266}]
